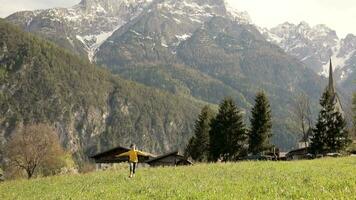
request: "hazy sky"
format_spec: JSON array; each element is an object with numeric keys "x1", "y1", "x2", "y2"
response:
[
  {"x1": 0, "y1": 0, "x2": 355, "y2": 37},
  {"x1": 229, "y1": 0, "x2": 356, "y2": 38}
]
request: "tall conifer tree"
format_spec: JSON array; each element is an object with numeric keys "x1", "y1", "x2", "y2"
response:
[
  {"x1": 248, "y1": 92, "x2": 272, "y2": 155},
  {"x1": 352, "y1": 93, "x2": 356, "y2": 137},
  {"x1": 209, "y1": 97, "x2": 247, "y2": 161},
  {"x1": 185, "y1": 106, "x2": 214, "y2": 161},
  {"x1": 311, "y1": 91, "x2": 351, "y2": 154}
]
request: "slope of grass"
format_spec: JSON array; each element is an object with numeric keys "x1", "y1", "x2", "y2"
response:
[{"x1": 0, "y1": 157, "x2": 355, "y2": 200}]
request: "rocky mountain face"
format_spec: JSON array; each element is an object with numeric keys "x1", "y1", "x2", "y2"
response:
[
  {"x1": 5, "y1": 0, "x2": 326, "y2": 151},
  {"x1": 0, "y1": 20, "x2": 203, "y2": 163},
  {"x1": 6, "y1": 0, "x2": 251, "y2": 62},
  {"x1": 94, "y1": 0, "x2": 323, "y2": 149},
  {"x1": 262, "y1": 22, "x2": 356, "y2": 88},
  {"x1": 6, "y1": 0, "x2": 154, "y2": 61}
]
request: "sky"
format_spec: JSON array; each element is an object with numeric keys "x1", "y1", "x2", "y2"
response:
[{"x1": 0, "y1": 0, "x2": 355, "y2": 38}]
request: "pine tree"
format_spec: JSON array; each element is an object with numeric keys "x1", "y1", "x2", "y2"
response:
[
  {"x1": 248, "y1": 91, "x2": 272, "y2": 155},
  {"x1": 185, "y1": 136, "x2": 198, "y2": 159},
  {"x1": 352, "y1": 93, "x2": 356, "y2": 137},
  {"x1": 185, "y1": 106, "x2": 214, "y2": 162},
  {"x1": 311, "y1": 91, "x2": 351, "y2": 154},
  {"x1": 209, "y1": 97, "x2": 247, "y2": 161}
]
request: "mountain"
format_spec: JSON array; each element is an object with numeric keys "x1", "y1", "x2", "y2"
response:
[
  {"x1": 0, "y1": 19, "x2": 204, "y2": 163},
  {"x1": 262, "y1": 22, "x2": 356, "y2": 89},
  {"x1": 6, "y1": 0, "x2": 251, "y2": 62},
  {"x1": 6, "y1": 0, "x2": 155, "y2": 61},
  {"x1": 5, "y1": 0, "x2": 326, "y2": 150},
  {"x1": 93, "y1": 0, "x2": 324, "y2": 148}
]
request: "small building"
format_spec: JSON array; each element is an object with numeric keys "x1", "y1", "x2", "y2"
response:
[
  {"x1": 145, "y1": 151, "x2": 192, "y2": 167},
  {"x1": 90, "y1": 147, "x2": 192, "y2": 168},
  {"x1": 286, "y1": 147, "x2": 312, "y2": 160},
  {"x1": 298, "y1": 128, "x2": 312, "y2": 149},
  {"x1": 242, "y1": 154, "x2": 274, "y2": 161},
  {"x1": 278, "y1": 152, "x2": 287, "y2": 161},
  {"x1": 90, "y1": 146, "x2": 155, "y2": 164},
  {"x1": 0, "y1": 168, "x2": 4, "y2": 182}
]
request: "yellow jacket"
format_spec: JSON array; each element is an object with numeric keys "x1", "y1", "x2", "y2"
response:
[{"x1": 117, "y1": 150, "x2": 147, "y2": 163}]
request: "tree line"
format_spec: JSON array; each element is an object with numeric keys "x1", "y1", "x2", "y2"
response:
[
  {"x1": 185, "y1": 91, "x2": 273, "y2": 162},
  {"x1": 186, "y1": 89, "x2": 353, "y2": 162}
]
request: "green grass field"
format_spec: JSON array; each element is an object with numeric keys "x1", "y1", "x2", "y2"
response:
[{"x1": 0, "y1": 157, "x2": 355, "y2": 200}]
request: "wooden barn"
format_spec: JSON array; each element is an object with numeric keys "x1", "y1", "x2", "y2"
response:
[
  {"x1": 0, "y1": 168, "x2": 4, "y2": 182},
  {"x1": 90, "y1": 147, "x2": 192, "y2": 168},
  {"x1": 145, "y1": 151, "x2": 192, "y2": 167},
  {"x1": 286, "y1": 147, "x2": 312, "y2": 160},
  {"x1": 90, "y1": 146, "x2": 155, "y2": 164}
]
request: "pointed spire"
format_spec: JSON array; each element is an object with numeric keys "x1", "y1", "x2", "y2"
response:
[{"x1": 328, "y1": 58, "x2": 335, "y2": 94}]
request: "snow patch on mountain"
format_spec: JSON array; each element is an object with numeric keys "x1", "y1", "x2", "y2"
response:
[
  {"x1": 76, "y1": 21, "x2": 125, "y2": 61},
  {"x1": 319, "y1": 39, "x2": 355, "y2": 78},
  {"x1": 176, "y1": 34, "x2": 191, "y2": 41}
]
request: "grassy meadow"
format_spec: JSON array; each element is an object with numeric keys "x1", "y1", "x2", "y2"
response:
[{"x1": 0, "y1": 157, "x2": 355, "y2": 200}]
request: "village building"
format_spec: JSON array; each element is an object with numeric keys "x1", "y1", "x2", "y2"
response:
[
  {"x1": 286, "y1": 147, "x2": 311, "y2": 160},
  {"x1": 91, "y1": 147, "x2": 192, "y2": 168},
  {"x1": 298, "y1": 128, "x2": 313, "y2": 149},
  {"x1": 287, "y1": 59, "x2": 344, "y2": 160},
  {"x1": 0, "y1": 168, "x2": 4, "y2": 182},
  {"x1": 90, "y1": 146, "x2": 155, "y2": 169},
  {"x1": 145, "y1": 151, "x2": 192, "y2": 167}
]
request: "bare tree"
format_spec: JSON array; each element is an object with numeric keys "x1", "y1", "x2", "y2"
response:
[
  {"x1": 292, "y1": 93, "x2": 313, "y2": 147},
  {"x1": 5, "y1": 123, "x2": 64, "y2": 179}
]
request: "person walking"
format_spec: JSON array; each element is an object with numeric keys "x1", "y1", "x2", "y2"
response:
[{"x1": 117, "y1": 144, "x2": 148, "y2": 178}]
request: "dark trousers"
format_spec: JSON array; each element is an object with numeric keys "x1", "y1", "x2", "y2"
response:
[{"x1": 129, "y1": 162, "x2": 137, "y2": 174}]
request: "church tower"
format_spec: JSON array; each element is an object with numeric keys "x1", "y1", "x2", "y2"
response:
[
  {"x1": 328, "y1": 59, "x2": 335, "y2": 95},
  {"x1": 327, "y1": 59, "x2": 344, "y2": 116}
]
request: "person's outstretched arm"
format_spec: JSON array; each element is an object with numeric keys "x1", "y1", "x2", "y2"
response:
[
  {"x1": 136, "y1": 150, "x2": 149, "y2": 156},
  {"x1": 116, "y1": 151, "x2": 130, "y2": 157}
]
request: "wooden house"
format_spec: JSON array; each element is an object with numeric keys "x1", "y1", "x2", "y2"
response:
[
  {"x1": 90, "y1": 147, "x2": 192, "y2": 168},
  {"x1": 286, "y1": 147, "x2": 312, "y2": 160},
  {"x1": 0, "y1": 168, "x2": 3, "y2": 182},
  {"x1": 90, "y1": 146, "x2": 155, "y2": 164},
  {"x1": 145, "y1": 151, "x2": 192, "y2": 167}
]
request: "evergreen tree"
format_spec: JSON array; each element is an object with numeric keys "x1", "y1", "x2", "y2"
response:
[
  {"x1": 185, "y1": 106, "x2": 214, "y2": 161},
  {"x1": 248, "y1": 92, "x2": 272, "y2": 155},
  {"x1": 311, "y1": 91, "x2": 351, "y2": 154},
  {"x1": 352, "y1": 93, "x2": 356, "y2": 137},
  {"x1": 209, "y1": 97, "x2": 247, "y2": 161},
  {"x1": 184, "y1": 136, "x2": 198, "y2": 160}
]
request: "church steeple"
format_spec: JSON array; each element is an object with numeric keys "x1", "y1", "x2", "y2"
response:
[{"x1": 328, "y1": 58, "x2": 335, "y2": 95}]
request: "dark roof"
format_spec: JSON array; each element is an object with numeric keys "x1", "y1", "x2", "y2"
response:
[
  {"x1": 286, "y1": 147, "x2": 309, "y2": 156},
  {"x1": 145, "y1": 151, "x2": 192, "y2": 165},
  {"x1": 146, "y1": 151, "x2": 179, "y2": 163},
  {"x1": 241, "y1": 155, "x2": 274, "y2": 161},
  {"x1": 90, "y1": 146, "x2": 130, "y2": 159}
]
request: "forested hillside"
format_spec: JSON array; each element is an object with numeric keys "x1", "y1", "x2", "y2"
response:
[{"x1": 0, "y1": 19, "x2": 203, "y2": 163}]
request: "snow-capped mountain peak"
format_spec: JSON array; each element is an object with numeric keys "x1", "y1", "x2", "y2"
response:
[
  {"x1": 223, "y1": 0, "x2": 252, "y2": 24},
  {"x1": 263, "y1": 21, "x2": 356, "y2": 82},
  {"x1": 7, "y1": 0, "x2": 254, "y2": 62}
]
